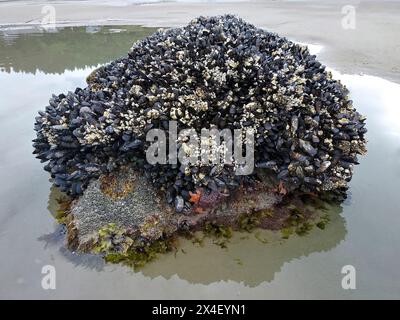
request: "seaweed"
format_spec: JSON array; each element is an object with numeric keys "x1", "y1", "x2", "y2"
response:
[
  {"x1": 238, "y1": 214, "x2": 260, "y2": 232},
  {"x1": 93, "y1": 223, "x2": 176, "y2": 269},
  {"x1": 204, "y1": 222, "x2": 233, "y2": 239},
  {"x1": 316, "y1": 213, "x2": 331, "y2": 230},
  {"x1": 234, "y1": 258, "x2": 244, "y2": 266},
  {"x1": 55, "y1": 196, "x2": 73, "y2": 224},
  {"x1": 281, "y1": 227, "x2": 293, "y2": 239},
  {"x1": 204, "y1": 222, "x2": 233, "y2": 249},
  {"x1": 254, "y1": 231, "x2": 269, "y2": 244}
]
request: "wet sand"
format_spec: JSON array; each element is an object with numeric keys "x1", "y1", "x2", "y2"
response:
[{"x1": 0, "y1": 0, "x2": 400, "y2": 83}]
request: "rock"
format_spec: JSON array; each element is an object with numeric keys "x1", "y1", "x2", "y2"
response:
[
  {"x1": 66, "y1": 167, "x2": 284, "y2": 251},
  {"x1": 33, "y1": 15, "x2": 367, "y2": 204}
]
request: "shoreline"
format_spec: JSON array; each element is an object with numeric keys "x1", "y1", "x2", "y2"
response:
[{"x1": 1, "y1": 1, "x2": 400, "y2": 83}]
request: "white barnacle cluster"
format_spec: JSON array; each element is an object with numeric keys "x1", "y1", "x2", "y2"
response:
[
  {"x1": 118, "y1": 109, "x2": 146, "y2": 135},
  {"x1": 147, "y1": 109, "x2": 160, "y2": 119},
  {"x1": 129, "y1": 84, "x2": 142, "y2": 96},
  {"x1": 203, "y1": 66, "x2": 227, "y2": 86},
  {"x1": 41, "y1": 117, "x2": 60, "y2": 147},
  {"x1": 82, "y1": 124, "x2": 108, "y2": 145}
]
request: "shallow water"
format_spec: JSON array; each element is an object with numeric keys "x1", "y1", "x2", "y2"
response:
[{"x1": 0, "y1": 25, "x2": 399, "y2": 299}]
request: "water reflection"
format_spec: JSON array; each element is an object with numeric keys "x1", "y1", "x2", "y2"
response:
[
  {"x1": 141, "y1": 203, "x2": 346, "y2": 287},
  {"x1": 44, "y1": 185, "x2": 346, "y2": 287},
  {"x1": 0, "y1": 25, "x2": 157, "y2": 74}
]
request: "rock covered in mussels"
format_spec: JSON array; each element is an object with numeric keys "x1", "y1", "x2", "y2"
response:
[{"x1": 33, "y1": 15, "x2": 366, "y2": 209}]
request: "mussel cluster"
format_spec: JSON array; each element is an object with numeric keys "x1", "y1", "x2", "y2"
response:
[{"x1": 33, "y1": 15, "x2": 366, "y2": 211}]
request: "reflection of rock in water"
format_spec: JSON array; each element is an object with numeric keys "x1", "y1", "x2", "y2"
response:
[
  {"x1": 0, "y1": 25, "x2": 156, "y2": 74},
  {"x1": 140, "y1": 202, "x2": 346, "y2": 287},
  {"x1": 44, "y1": 184, "x2": 345, "y2": 287}
]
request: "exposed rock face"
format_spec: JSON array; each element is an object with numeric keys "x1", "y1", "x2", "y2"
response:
[{"x1": 67, "y1": 167, "x2": 284, "y2": 251}]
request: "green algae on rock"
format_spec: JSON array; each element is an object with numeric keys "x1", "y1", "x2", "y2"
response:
[{"x1": 93, "y1": 223, "x2": 177, "y2": 269}]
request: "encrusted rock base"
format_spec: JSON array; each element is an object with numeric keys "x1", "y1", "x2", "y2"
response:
[{"x1": 61, "y1": 166, "x2": 331, "y2": 268}]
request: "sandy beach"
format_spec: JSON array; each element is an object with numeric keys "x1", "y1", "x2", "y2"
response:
[{"x1": 0, "y1": 0, "x2": 399, "y2": 83}]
